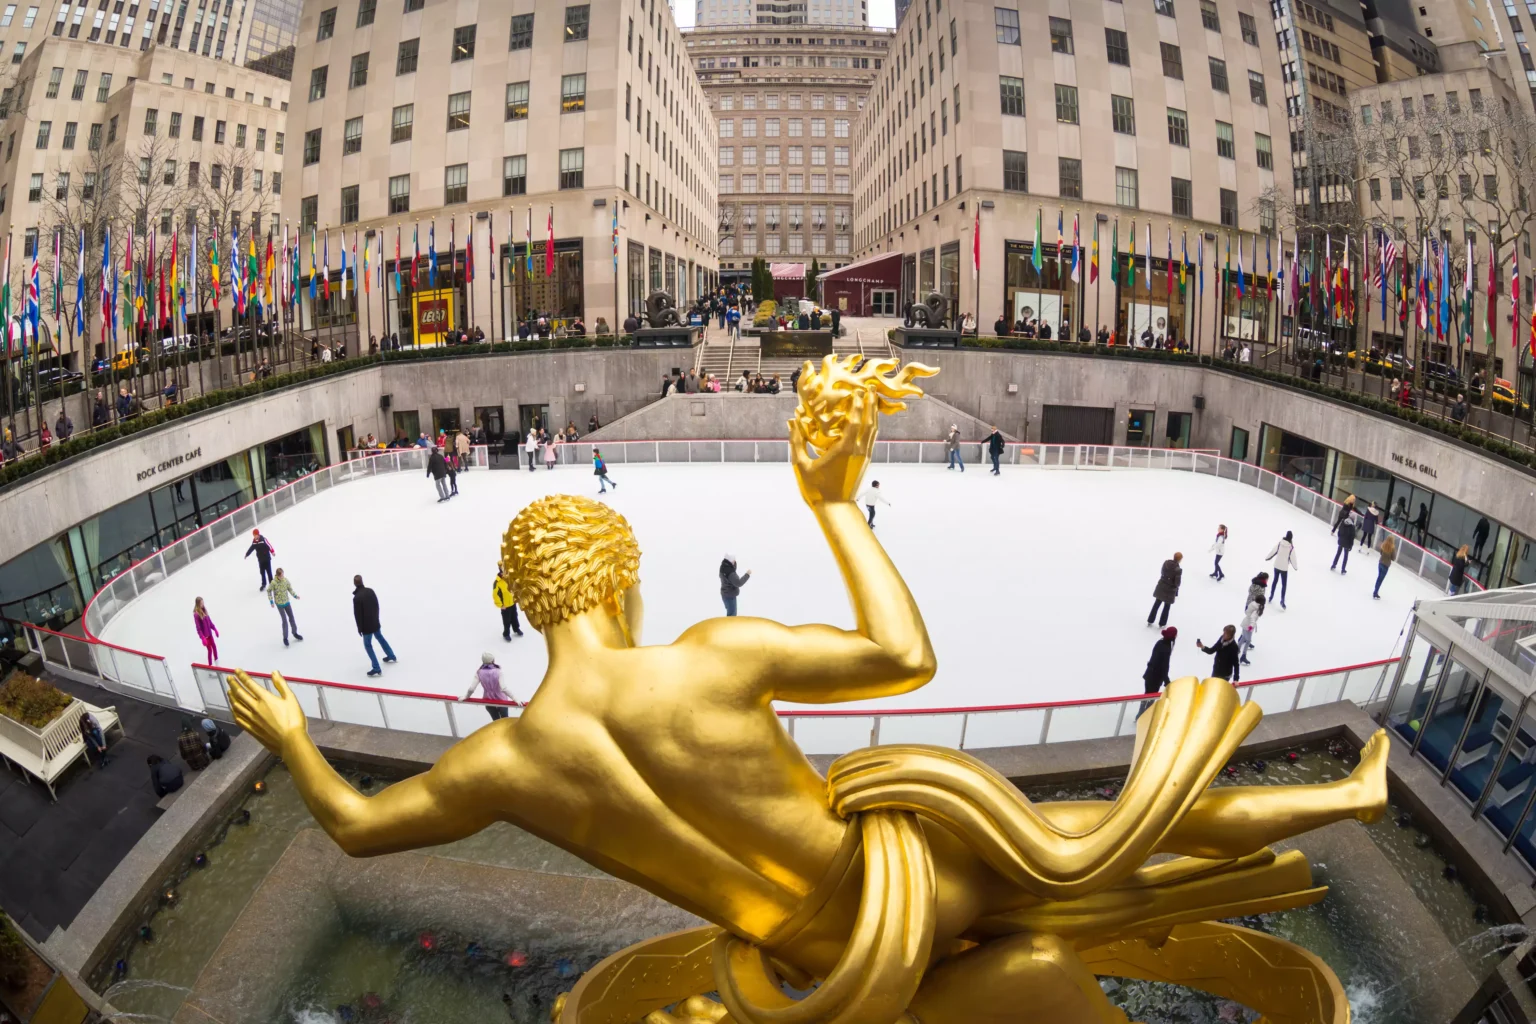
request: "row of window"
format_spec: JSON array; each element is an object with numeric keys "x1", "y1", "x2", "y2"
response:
[
  {"x1": 1007, "y1": 3, "x2": 1260, "y2": 48},
  {"x1": 719, "y1": 234, "x2": 851, "y2": 256},
  {"x1": 1358, "y1": 88, "x2": 1486, "y2": 123},
  {"x1": 718, "y1": 117, "x2": 849, "y2": 138},
  {"x1": 22, "y1": 164, "x2": 280, "y2": 200},
  {"x1": 715, "y1": 92, "x2": 852, "y2": 110},
  {"x1": 720, "y1": 173, "x2": 851, "y2": 193},
  {"x1": 999, "y1": 69, "x2": 1266, "y2": 126},
  {"x1": 317, "y1": 1, "x2": 589, "y2": 46},
  {"x1": 1366, "y1": 172, "x2": 1502, "y2": 203},
  {"x1": 306, "y1": 150, "x2": 586, "y2": 225},
  {"x1": 1001, "y1": 153, "x2": 1253, "y2": 227},
  {"x1": 719, "y1": 145, "x2": 850, "y2": 166},
  {"x1": 142, "y1": 110, "x2": 278, "y2": 151}
]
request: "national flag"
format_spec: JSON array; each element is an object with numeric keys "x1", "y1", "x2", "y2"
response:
[
  {"x1": 306, "y1": 226, "x2": 315, "y2": 302},
  {"x1": 1070, "y1": 213, "x2": 1080, "y2": 283},
  {"x1": 264, "y1": 233, "x2": 274, "y2": 310},
  {"x1": 363, "y1": 231, "x2": 371, "y2": 295},
  {"x1": 1197, "y1": 232, "x2": 1204, "y2": 301},
  {"x1": 232, "y1": 224, "x2": 245, "y2": 316},
  {"x1": 26, "y1": 235, "x2": 39, "y2": 350},
  {"x1": 99, "y1": 225, "x2": 110, "y2": 348},
  {"x1": 1463, "y1": 238, "x2": 1474, "y2": 348},
  {"x1": 1289, "y1": 237, "x2": 1300, "y2": 313},
  {"x1": 339, "y1": 231, "x2": 349, "y2": 302},
  {"x1": 525, "y1": 206, "x2": 533, "y2": 278},
  {"x1": 974, "y1": 206, "x2": 982, "y2": 276},
  {"x1": 72, "y1": 229, "x2": 83, "y2": 336},
  {"x1": 1090, "y1": 219, "x2": 1099, "y2": 284},
  {"x1": 1512, "y1": 250, "x2": 1521, "y2": 357},
  {"x1": 1397, "y1": 251, "x2": 1408, "y2": 325},
  {"x1": 394, "y1": 226, "x2": 402, "y2": 295},
  {"x1": 1129, "y1": 219, "x2": 1136, "y2": 281},
  {"x1": 411, "y1": 222, "x2": 420, "y2": 288},
  {"x1": 428, "y1": 220, "x2": 437, "y2": 288},
  {"x1": 489, "y1": 216, "x2": 496, "y2": 284},
  {"x1": 610, "y1": 195, "x2": 617, "y2": 272},
  {"x1": 1530, "y1": 303, "x2": 1535, "y2": 359},
  {"x1": 1223, "y1": 234, "x2": 1231, "y2": 294},
  {"x1": 189, "y1": 224, "x2": 198, "y2": 324},
  {"x1": 1439, "y1": 237, "x2": 1451, "y2": 340},
  {"x1": 1165, "y1": 226, "x2": 1173, "y2": 297},
  {"x1": 465, "y1": 219, "x2": 474, "y2": 284},
  {"x1": 51, "y1": 228, "x2": 59, "y2": 322},
  {"x1": 1487, "y1": 237, "x2": 1497, "y2": 349},
  {"x1": 546, "y1": 206, "x2": 555, "y2": 277},
  {"x1": 322, "y1": 230, "x2": 331, "y2": 302},
  {"x1": 1377, "y1": 231, "x2": 1389, "y2": 314},
  {"x1": 1056, "y1": 209, "x2": 1064, "y2": 270},
  {"x1": 1145, "y1": 222, "x2": 1152, "y2": 287},
  {"x1": 449, "y1": 218, "x2": 456, "y2": 292},
  {"x1": 1031, "y1": 208, "x2": 1042, "y2": 272},
  {"x1": 1362, "y1": 229, "x2": 1370, "y2": 329},
  {"x1": 1179, "y1": 232, "x2": 1188, "y2": 296},
  {"x1": 1236, "y1": 234, "x2": 1246, "y2": 299},
  {"x1": 1108, "y1": 219, "x2": 1118, "y2": 285}
]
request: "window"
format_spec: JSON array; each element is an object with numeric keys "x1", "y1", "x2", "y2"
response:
[
  {"x1": 87, "y1": 123, "x2": 101, "y2": 150},
  {"x1": 34, "y1": 121, "x2": 49, "y2": 148},
  {"x1": 834, "y1": 118, "x2": 849, "y2": 138},
  {"x1": 1446, "y1": 90, "x2": 1460, "y2": 114},
  {"x1": 1359, "y1": 104, "x2": 1373, "y2": 126},
  {"x1": 1390, "y1": 176, "x2": 1403, "y2": 200},
  {"x1": 1486, "y1": 174, "x2": 1499, "y2": 201},
  {"x1": 564, "y1": 4, "x2": 589, "y2": 40},
  {"x1": 999, "y1": 76, "x2": 1024, "y2": 116},
  {"x1": 343, "y1": 116, "x2": 363, "y2": 153},
  {"x1": 1459, "y1": 172, "x2": 1474, "y2": 199},
  {"x1": 1219, "y1": 188, "x2": 1237, "y2": 227},
  {"x1": 1111, "y1": 95, "x2": 1135, "y2": 134},
  {"x1": 1049, "y1": 16, "x2": 1072, "y2": 52},
  {"x1": 350, "y1": 52, "x2": 369, "y2": 88},
  {"x1": 357, "y1": 0, "x2": 375, "y2": 25},
  {"x1": 304, "y1": 128, "x2": 322, "y2": 164},
  {"x1": 1172, "y1": 176, "x2": 1191, "y2": 217},
  {"x1": 812, "y1": 118, "x2": 826, "y2": 137},
  {"x1": 317, "y1": 6, "x2": 335, "y2": 39},
  {"x1": 1200, "y1": 0, "x2": 1220, "y2": 29},
  {"x1": 215, "y1": 120, "x2": 226, "y2": 144},
  {"x1": 995, "y1": 7, "x2": 1019, "y2": 43},
  {"x1": 1402, "y1": 96, "x2": 1414, "y2": 118},
  {"x1": 107, "y1": 116, "x2": 117, "y2": 143},
  {"x1": 1167, "y1": 106, "x2": 1188, "y2": 146},
  {"x1": 504, "y1": 154, "x2": 527, "y2": 195},
  {"x1": 341, "y1": 184, "x2": 359, "y2": 222},
  {"x1": 562, "y1": 73, "x2": 586, "y2": 113},
  {"x1": 256, "y1": 127, "x2": 266, "y2": 151},
  {"x1": 1155, "y1": 0, "x2": 1174, "y2": 14},
  {"x1": 1059, "y1": 157, "x2": 1082, "y2": 198},
  {"x1": 1470, "y1": 88, "x2": 1483, "y2": 111},
  {"x1": 1055, "y1": 84, "x2": 1078, "y2": 123},
  {"x1": 1003, "y1": 149, "x2": 1027, "y2": 191},
  {"x1": 388, "y1": 174, "x2": 409, "y2": 213},
  {"x1": 1160, "y1": 42, "x2": 1183, "y2": 78},
  {"x1": 210, "y1": 164, "x2": 223, "y2": 190},
  {"x1": 27, "y1": 173, "x2": 40, "y2": 202},
  {"x1": 1255, "y1": 132, "x2": 1273, "y2": 169},
  {"x1": 392, "y1": 104, "x2": 413, "y2": 141},
  {"x1": 70, "y1": 70, "x2": 86, "y2": 100},
  {"x1": 189, "y1": 162, "x2": 201, "y2": 186},
  {"x1": 452, "y1": 24, "x2": 475, "y2": 60},
  {"x1": 397, "y1": 38, "x2": 418, "y2": 74},
  {"x1": 447, "y1": 91, "x2": 470, "y2": 130},
  {"x1": 509, "y1": 13, "x2": 533, "y2": 49},
  {"x1": 1105, "y1": 28, "x2": 1129, "y2": 65},
  {"x1": 1215, "y1": 120, "x2": 1235, "y2": 158},
  {"x1": 559, "y1": 147, "x2": 584, "y2": 188},
  {"x1": 1239, "y1": 12, "x2": 1259, "y2": 43},
  {"x1": 1248, "y1": 70, "x2": 1266, "y2": 104},
  {"x1": 1116, "y1": 166, "x2": 1138, "y2": 207},
  {"x1": 309, "y1": 65, "x2": 328, "y2": 101},
  {"x1": 404, "y1": 0, "x2": 422, "y2": 11},
  {"x1": 300, "y1": 195, "x2": 318, "y2": 232},
  {"x1": 96, "y1": 73, "x2": 111, "y2": 102},
  {"x1": 45, "y1": 66, "x2": 60, "y2": 98},
  {"x1": 54, "y1": 172, "x2": 67, "y2": 200},
  {"x1": 0, "y1": 6, "x2": 13, "y2": 27},
  {"x1": 1414, "y1": 175, "x2": 1425, "y2": 199},
  {"x1": 61, "y1": 121, "x2": 76, "y2": 149},
  {"x1": 505, "y1": 81, "x2": 528, "y2": 120},
  {"x1": 443, "y1": 163, "x2": 468, "y2": 203},
  {"x1": 1208, "y1": 57, "x2": 1228, "y2": 91}
]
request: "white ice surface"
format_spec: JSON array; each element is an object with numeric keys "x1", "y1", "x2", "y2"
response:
[{"x1": 100, "y1": 462, "x2": 1432, "y2": 710}]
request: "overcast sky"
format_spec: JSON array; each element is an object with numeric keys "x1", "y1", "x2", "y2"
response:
[{"x1": 672, "y1": 0, "x2": 898, "y2": 30}]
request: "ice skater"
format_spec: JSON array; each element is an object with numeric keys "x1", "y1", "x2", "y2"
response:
[
  {"x1": 860, "y1": 480, "x2": 889, "y2": 527},
  {"x1": 1448, "y1": 545, "x2": 1470, "y2": 595},
  {"x1": 544, "y1": 432, "x2": 558, "y2": 470},
  {"x1": 719, "y1": 554, "x2": 751, "y2": 616},
  {"x1": 1237, "y1": 594, "x2": 1265, "y2": 666},
  {"x1": 427, "y1": 447, "x2": 451, "y2": 501},
  {"x1": 524, "y1": 428, "x2": 539, "y2": 472},
  {"x1": 1140, "y1": 626, "x2": 1176, "y2": 715},
  {"x1": 447, "y1": 457, "x2": 459, "y2": 497},
  {"x1": 1360, "y1": 502, "x2": 1380, "y2": 550},
  {"x1": 268, "y1": 568, "x2": 303, "y2": 646},
  {"x1": 352, "y1": 575, "x2": 397, "y2": 677},
  {"x1": 945, "y1": 424, "x2": 964, "y2": 471},
  {"x1": 1330, "y1": 516, "x2": 1356, "y2": 574},
  {"x1": 1147, "y1": 551, "x2": 1182, "y2": 628},
  {"x1": 593, "y1": 448, "x2": 616, "y2": 493},
  {"x1": 1265, "y1": 530, "x2": 1297, "y2": 608},
  {"x1": 463, "y1": 652, "x2": 518, "y2": 720},
  {"x1": 1372, "y1": 537, "x2": 1396, "y2": 599},
  {"x1": 454, "y1": 429, "x2": 471, "y2": 471},
  {"x1": 244, "y1": 529, "x2": 276, "y2": 590},
  {"x1": 493, "y1": 567, "x2": 524, "y2": 640},
  {"x1": 1245, "y1": 573, "x2": 1268, "y2": 633},
  {"x1": 1331, "y1": 495, "x2": 1356, "y2": 536},
  {"x1": 193, "y1": 597, "x2": 219, "y2": 663},
  {"x1": 1209, "y1": 525, "x2": 1228, "y2": 580},
  {"x1": 984, "y1": 426, "x2": 1004, "y2": 475},
  {"x1": 1196, "y1": 625, "x2": 1242, "y2": 682}
]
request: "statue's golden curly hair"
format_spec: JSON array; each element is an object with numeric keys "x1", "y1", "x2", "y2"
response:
[{"x1": 499, "y1": 495, "x2": 641, "y2": 631}]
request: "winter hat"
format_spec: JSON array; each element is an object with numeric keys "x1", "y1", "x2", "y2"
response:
[
  {"x1": 201, "y1": 718, "x2": 216, "y2": 732},
  {"x1": 481, "y1": 652, "x2": 496, "y2": 665},
  {"x1": 252, "y1": 529, "x2": 260, "y2": 537},
  {"x1": 1161, "y1": 627, "x2": 1178, "y2": 640},
  {"x1": 724, "y1": 553, "x2": 736, "y2": 563}
]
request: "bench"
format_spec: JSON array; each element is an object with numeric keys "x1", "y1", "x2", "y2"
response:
[{"x1": 0, "y1": 698, "x2": 123, "y2": 800}]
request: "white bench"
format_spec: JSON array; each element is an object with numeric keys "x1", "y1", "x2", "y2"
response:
[{"x1": 0, "y1": 697, "x2": 123, "y2": 800}]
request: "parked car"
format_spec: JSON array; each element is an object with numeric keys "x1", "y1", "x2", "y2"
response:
[
  {"x1": 1491, "y1": 379, "x2": 1530, "y2": 413},
  {"x1": 110, "y1": 346, "x2": 149, "y2": 371}
]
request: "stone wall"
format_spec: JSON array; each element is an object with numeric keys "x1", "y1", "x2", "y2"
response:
[{"x1": 586, "y1": 391, "x2": 1002, "y2": 442}]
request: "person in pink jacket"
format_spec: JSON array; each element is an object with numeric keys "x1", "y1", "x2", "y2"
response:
[{"x1": 194, "y1": 597, "x2": 219, "y2": 662}]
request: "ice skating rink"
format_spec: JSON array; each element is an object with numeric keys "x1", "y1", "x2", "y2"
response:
[{"x1": 99, "y1": 461, "x2": 1434, "y2": 709}]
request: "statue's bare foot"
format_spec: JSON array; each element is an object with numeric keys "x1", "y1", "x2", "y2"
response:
[{"x1": 1351, "y1": 729, "x2": 1390, "y2": 824}]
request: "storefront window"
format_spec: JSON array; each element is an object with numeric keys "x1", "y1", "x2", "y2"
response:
[
  {"x1": 510, "y1": 241, "x2": 585, "y2": 322},
  {"x1": 1116, "y1": 256, "x2": 1189, "y2": 345},
  {"x1": 938, "y1": 242, "x2": 959, "y2": 323},
  {"x1": 649, "y1": 247, "x2": 663, "y2": 293},
  {"x1": 1330, "y1": 454, "x2": 1394, "y2": 515},
  {"x1": 918, "y1": 248, "x2": 935, "y2": 295},
  {"x1": 1258, "y1": 424, "x2": 1327, "y2": 492},
  {"x1": 260, "y1": 423, "x2": 327, "y2": 491},
  {"x1": 1005, "y1": 241, "x2": 1073, "y2": 335},
  {"x1": 628, "y1": 241, "x2": 646, "y2": 317},
  {"x1": 0, "y1": 537, "x2": 82, "y2": 629}
]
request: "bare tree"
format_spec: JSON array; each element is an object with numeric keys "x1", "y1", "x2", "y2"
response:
[{"x1": 190, "y1": 142, "x2": 277, "y2": 380}]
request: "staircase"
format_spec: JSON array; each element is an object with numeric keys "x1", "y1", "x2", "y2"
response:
[{"x1": 698, "y1": 336, "x2": 736, "y2": 386}]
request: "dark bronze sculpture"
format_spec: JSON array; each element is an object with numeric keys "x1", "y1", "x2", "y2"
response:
[
  {"x1": 644, "y1": 291, "x2": 683, "y2": 329},
  {"x1": 903, "y1": 291, "x2": 950, "y2": 329}
]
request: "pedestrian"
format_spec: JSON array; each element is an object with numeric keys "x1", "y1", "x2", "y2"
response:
[
  {"x1": 1331, "y1": 495, "x2": 1356, "y2": 535},
  {"x1": 427, "y1": 446, "x2": 451, "y2": 501},
  {"x1": 447, "y1": 457, "x2": 459, "y2": 497},
  {"x1": 454, "y1": 428, "x2": 471, "y2": 471},
  {"x1": 1247, "y1": 572, "x2": 1269, "y2": 610},
  {"x1": 1147, "y1": 552, "x2": 1183, "y2": 628},
  {"x1": 984, "y1": 426, "x2": 1004, "y2": 475},
  {"x1": 1330, "y1": 517, "x2": 1356, "y2": 573},
  {"x1": 1238, "y1": 594, "x2": 1265, "y2": 666},
  {"x1": 464, "y1": 652, "x2": 518, "y2": 720},
  {"x1": 1413, "y1": 502, "x2": 1430, "y2": 544},
  {"x1": 147, "y1": 754, "x2": 183, "y2": 797},
  {"x1": 1140, "y1": 626, "x2": 1176, "y2": 714},
  {"x1": 945, "y1": 424, "x2": 964, "y2": 471},
  {"x1": 193, "y1": 596, "x2": 219, "y2": 663},
  {"x1": 588, "y1": 413, "x2": 600, "y2": 433},
  {"x1": 1360, "y1": 502, "x2": 1379, "y2": 550},
  {"x1": 1451, "y1": 393, "x2": 1468, "y2": 423},
  {"x1": 79, "y1": 711, "x2": 110, "y2": 768},
  {"x1": 1473, "y1": 516, "x2": 1491, "y2": 562},
  {"x1": 492, "y1": 567, "x2": 524, "y2": 640},
  {"x1": 1372, "y1": 537, "x2": 1396, "y2": 599},
  {"x1": 1196, "y1": 626, "x2": 1242, "y2": 682},
  {"x1": 92, "y1": 389, "x2": 110, "y2": 427},
  {"x1": 177, "y1": 716, "x2": 212, "y2": 770},
  {"x1": 352, "y1": 574, "x2": 397, "y2": 677},
  {"x1": 201, "y1": 717, "x2": 231, "y2": 759},
  {"x1": 244, "y1": 529, "x2": 276, "y2": 590},
  {"x1": 1208, "y1": 525, "x2": 1228, "y2": 580},
  {"x1": 544, "y1": 431, "x2": 558, "y2": 470},
  {"x1": 268, "y1": 568, "x2": 303, "y2": 646},
  {"x1": 860, "y1": 480, "x2": 890, "y2": 527},
  {"x1": 1448, "y1": 545, "x2": 1470, "y2": 595},
  {"x1": 55, "y1": 408, "x2": 73, "y2": 441},
  {"x1": 524, "y1": 428, "x2": 539, "y2": 472},
  {"x1": 719, "y1": 554, "x2": 751, "y2": 616},
  {"x1": 593, "y1": 447, "x2": 616, "y2": 492},
  {"x1": 1265, "y1": 531, "x2": 1297, "y2": 608}
]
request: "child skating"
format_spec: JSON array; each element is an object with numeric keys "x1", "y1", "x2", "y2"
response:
[
  {"x1": 860, "y1": 480, "x2": 890, "y2": 527},
  {"x1": 593, "y1": 448, "x2": 616, "y2": 493},
  {"x1": 1209, "y1": 524, "x2": 1227, "y2": 580},
  {"x1": 268, "y1": 568, "x2": 304, "y2": 646},
  {"x1": 193, "y1": 597, "x2": 219, "y2": 662}
]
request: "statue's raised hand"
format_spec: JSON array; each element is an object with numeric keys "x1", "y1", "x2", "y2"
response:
[{"x1": 228, "y1": 669, "x2": 308, "y2": 756}]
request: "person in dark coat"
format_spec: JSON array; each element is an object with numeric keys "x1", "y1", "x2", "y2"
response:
[
  {"x1": 829, "y1": 308, "x2": 841, "y2": 335},
  {"x1": 1147, "y1": 552, "x2": 1183, "y2": 628},
  {"x1": 147, "y1": 754, "x2": 183, "y2": 798},
  {"x1": 1330, "y1": 518, "x2": 1357, "y2": 574},
  {"x1": 427, "y1": 449, "x2": 451, "y2": 502},
  {"x1": 1197, "y1": 626, "x2": 1242, "y2": 681},
  {"x1": 353, "y1": 574, "x2": 397, "y2": 677},
  {"x1": 719, "y1": 555, "x2": 751, "y2": 616},
  {"x1": 201, "y1": 718, "x2": 231, "y2": 759},
  {"x1": 177, "y1": 717, "x2": 211, "y2": 770},
  {"x1": 1140, "y1": 627, "x2": 1177, "y2": 714},
  {"x1": 984, "y1": 426, "x2": 1005, "y2": 475},
  {"x1": 1472, "y1": 516, "x2": 1491, "y2": 562},
  {"x1": 1448, "y1": 545, "x2": 1470, "y2": 595},
  {"x1": 1331, "y1": 495, "x2": 1356, "y2": 535},
  {"x1": 244, "y1": 529, "x2": 276, "y2": 590}
]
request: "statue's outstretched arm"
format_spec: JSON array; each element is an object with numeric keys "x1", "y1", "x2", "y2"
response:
[{"x1": 229, "y1": 670, "x2": 504, "y2": 855}]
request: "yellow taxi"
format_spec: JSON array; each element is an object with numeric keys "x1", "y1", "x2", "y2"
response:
[
  {"x1": 110, "y1": 346, "x2": 149, "y2": 371},
  {"x1": 1491, "y1": 378, "x2": 1530, "y2": 413}
]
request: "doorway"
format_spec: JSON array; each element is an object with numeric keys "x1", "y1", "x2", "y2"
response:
[
  {"x1": 1040, "y1": 405, "x2": 1114, "y2": 444},
  {"x1": 1230, "y1": 426, "x2": 1250, "y2": 461},
  {"x1": 392, "y1": 410, "x2": 420, "y2": 444},
  {"x1": 871, "y1": 289, "x2": 896, "y2": 316},
  {"x1": 1126, "y1": 409, "x2": 1155, "y2": 447},
  {"x1": 336, "y1": 424, "x2": 356, "y2": 456},
  {"x1": 519, "y1": 404, "x2": 550, "y2": 439},
  {"x1": 1165, "y1": 412, "x2": 1192, "y2": 449},
  {"x1": 433, "y1": 408, "x2": 462, "y2": 438},
  {"x1": 474, "y1": 405, "x2": 505, "y2": 443}
]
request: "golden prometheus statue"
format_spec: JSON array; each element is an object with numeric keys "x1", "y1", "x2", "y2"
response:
[{"x1": 229, "y1": 355, "x2": 1387, "y2": 1024}]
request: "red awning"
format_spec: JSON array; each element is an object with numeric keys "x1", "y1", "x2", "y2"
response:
[
  {"x1": 819, "y1": 251, "x2": 902, "y2": 285},
  {"x1": 769, "y1": 262, "x2": 807, "y2": 281}
]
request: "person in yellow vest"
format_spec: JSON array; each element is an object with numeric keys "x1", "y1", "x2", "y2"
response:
[{"x1": 492, "y1": 567, "x2": 523, "y2": 640}]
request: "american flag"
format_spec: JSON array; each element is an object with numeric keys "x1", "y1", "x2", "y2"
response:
[{"x1": 1376, "y1": 232, "x2": 1398, "y2": 289}]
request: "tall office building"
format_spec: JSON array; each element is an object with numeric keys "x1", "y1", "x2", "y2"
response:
[
  {"x1": 686, "y1": 24, "x2": 888, "y2": 285},
  {"x1": 694, "y1": 0, "x2": 867, "y2": 28}
]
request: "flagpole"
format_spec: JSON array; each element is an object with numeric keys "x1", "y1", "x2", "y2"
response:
[{"x1": 1092, "y1": 219, "x2": 1101, "y2": 343}]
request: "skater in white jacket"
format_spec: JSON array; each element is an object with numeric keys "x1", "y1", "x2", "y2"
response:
[
  {"x1": 1209, "y1": 525, "x2": 1228, "y2": 581},
  {"x1": 1265, "y1": 531, "x2": 1298, "y2": 608},
  {"x1": 1238, "y1": 594, "x2": 1265, "y2": 665},
  {"x1": 860, "y1": 480, "x2": 890, "y2": 527}
]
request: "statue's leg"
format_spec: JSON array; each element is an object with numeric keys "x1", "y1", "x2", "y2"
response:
[{"x1": 908, "y1": 933, "x2": 1129, "y2": 1024}]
